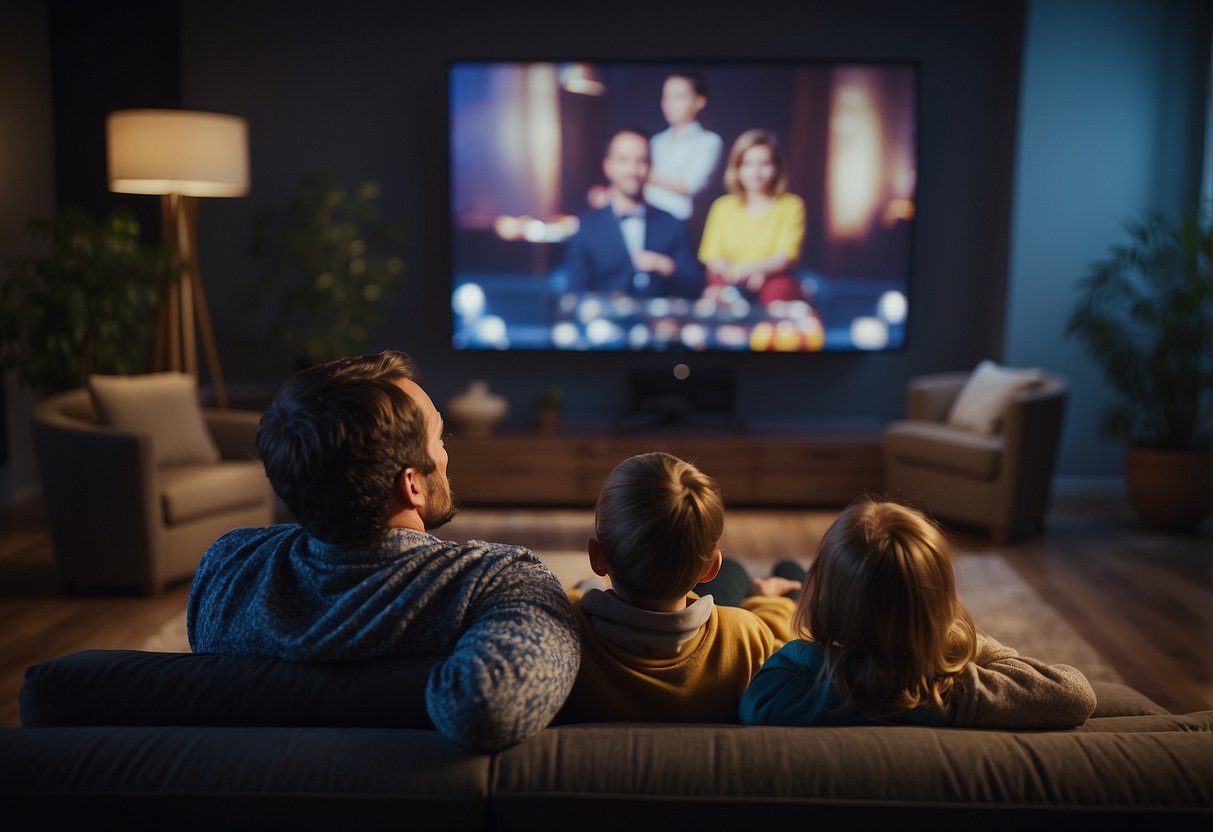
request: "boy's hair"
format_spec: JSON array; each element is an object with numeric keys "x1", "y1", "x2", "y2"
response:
[
  {"x1": 594, "y1": 452, "x2": 724, "y2": 603},
  {"x1": 256, "y1": 350, "x2": 434, "y2": 545},
  {"x1": 723, "y1": 128, "x2": 788, "y2": 197},
  {"x1": 665, "y1": 69, "x2": 709, "y2": 98},
  {"x1": 795, "y1": 496, "x2": 977, "y2": 718}
]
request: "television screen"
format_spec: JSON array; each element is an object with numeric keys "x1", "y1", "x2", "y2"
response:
[{"x1": 449, "y1": 60, "x2": 917, "y2": 352}]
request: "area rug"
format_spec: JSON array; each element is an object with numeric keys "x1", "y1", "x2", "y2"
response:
[{"x1": 141, "y1": 551, "x2": 1122, "y2": 684}]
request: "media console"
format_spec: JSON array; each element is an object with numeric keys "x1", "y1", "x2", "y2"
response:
[{"x1": 445, "y1": 427, "x2": 885, "y2": 506}]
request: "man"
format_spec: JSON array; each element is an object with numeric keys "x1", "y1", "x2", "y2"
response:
[
  {"x1": 564, "y1": 128, "x2": 704, "y2": 299},
  {"x1": 187, "y1": 351, "x2": 580, "y2": 750}
]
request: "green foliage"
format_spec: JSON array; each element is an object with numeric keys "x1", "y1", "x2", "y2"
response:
[
  {"x1": 1064, "y1": 208, "x2": 1212, "y2": 451},
  {"x1": 0, "y1": 206, "x2": 180, "y2": 395},
  {"x1": 254, "y1": 171, "x2": 406, "y2": 366},
  {"x1": 536, "y1": 384, "x2": 564, "y2": 411}
]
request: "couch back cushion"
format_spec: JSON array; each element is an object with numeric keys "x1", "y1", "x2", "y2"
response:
[{"x1": 21, "y1": 649, "x2": 437, "y2": 728}]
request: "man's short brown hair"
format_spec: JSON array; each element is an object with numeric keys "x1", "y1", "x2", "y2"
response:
[{"x1": 256, "y1": 350, "x2": 434, "y2": 544}]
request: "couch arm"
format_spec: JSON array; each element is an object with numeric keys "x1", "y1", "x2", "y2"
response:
[
  {"x1": 30, "y1": 412, "x2": 159, "y2": 587},
  {"x1": 906, "y1": 373, "x2": 968, "y2": 422},
  {"x1": 204, "y1": 408, "x2": 263, "y2": 461}
]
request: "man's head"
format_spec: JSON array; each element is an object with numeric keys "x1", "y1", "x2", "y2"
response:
[
  {"x1": 602, "y1": 128, "x2": 651, "y2": 200},
  {"x1": 256, "y1": 350, "x2": 456, "y2": 544}
]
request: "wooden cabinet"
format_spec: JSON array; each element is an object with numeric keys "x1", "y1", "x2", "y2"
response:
[{"x1": 446, "y1": 427, "x2": 884, "y2": 507}]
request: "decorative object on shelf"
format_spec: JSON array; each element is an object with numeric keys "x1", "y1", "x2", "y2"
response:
[
  {"x1": 107, "y1": 108, "x2": 251, "y2": 408},
  {"x1": 253, "y1": 170, "x2": 406, "y2": 369},
  {"x1": 0, "y1": 206, "x2": 180, "y2": 395},
  {"x1": 536, "y1": 384, "x2": 564, "y2": 433},
  {"x1": 1064, "y1": 206, "x2": 1211, "y2": 532},
  {"x1": 446, "y1": 380, "x2": 509, "y2": 437}
]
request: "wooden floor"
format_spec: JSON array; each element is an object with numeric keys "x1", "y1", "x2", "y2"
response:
[{"x1": 0, "y1": 491, "x2": 1209, "y2": 726}]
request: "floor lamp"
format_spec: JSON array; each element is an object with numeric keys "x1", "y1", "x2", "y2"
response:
[{"x1": 106, "y1": 109, "x2": 249, "y2": 409}]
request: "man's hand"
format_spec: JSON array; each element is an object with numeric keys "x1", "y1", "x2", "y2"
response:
[{"x1": 633, "y1": 250, "x2": 675, "y2": 276}]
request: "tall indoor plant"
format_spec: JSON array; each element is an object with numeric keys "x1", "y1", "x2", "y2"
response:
[
  {"x1": 1064, "y1": 207, "x2": 1212, "y2": 531},
  {"x1": 0, "y1": 206, "x2": 179, "y2": 395},
  {"x1": 253, "y1": 171, "x2": 406, "y2": 368}
]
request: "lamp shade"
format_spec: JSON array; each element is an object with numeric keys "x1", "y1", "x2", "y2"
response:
[{"x1": 107, "y1": 109, "x2": 249, "y2": 197}]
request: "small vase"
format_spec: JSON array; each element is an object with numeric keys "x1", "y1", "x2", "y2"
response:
[{"x1": 446, "y1": 380, "x2": 509, "y2": 438}]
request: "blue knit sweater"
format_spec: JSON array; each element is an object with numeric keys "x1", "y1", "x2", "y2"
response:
[{"x1": 187, "y1": 524, "x2": 580, "y2": 750}]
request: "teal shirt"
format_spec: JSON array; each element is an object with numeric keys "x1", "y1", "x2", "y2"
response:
[{"x1": 738, "y1": 640, "x2": 948, "y2": 727}]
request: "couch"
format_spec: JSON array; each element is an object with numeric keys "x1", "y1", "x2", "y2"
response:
[
  {"x1": 2, "y1": 649, "x2": 1210, "y2": 830},
  {"x1": 31, "y1": 384, "x2": 274, "y2": 594},
  {"x1": 884, "y1": 369, "x2": 1067, "y2": 543}
]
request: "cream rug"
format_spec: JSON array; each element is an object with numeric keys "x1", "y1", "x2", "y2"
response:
[{"x1": 143, "y1": 551, "x2": 1121, "y2": 684}]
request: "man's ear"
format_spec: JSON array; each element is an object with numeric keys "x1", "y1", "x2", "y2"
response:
[
  {"x1": 397, "y1": 467, "x2": 425, "y2": 510},
  {"x1": 697, "y1": 548, "x2": 723, "y2": 583},
  {"x1": 588, "y1": 538, "x2": 610, "y2": 577}
]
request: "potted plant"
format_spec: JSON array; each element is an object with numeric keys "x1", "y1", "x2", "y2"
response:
[
  {"x1": 253, "y1": 171, "x2": 406, "y2": 369},
  {"x1": 0, "y1": 206, "x2": 179, "y2": 395},
  {"x1": 536, "y1": 384, "x2": 564, "y2": 433},
  {"x1": 1064, "y1": 207, "x2": 1212, "y2": 531}
]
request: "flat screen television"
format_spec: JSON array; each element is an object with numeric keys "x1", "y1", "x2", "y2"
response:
[{"x1": 449, "y1": 60, "x2": 917, "y2": 352}]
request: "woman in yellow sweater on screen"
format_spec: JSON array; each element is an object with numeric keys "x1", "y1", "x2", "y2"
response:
[
  {"x1": 558, "y1": 452, "x2": 803, "y2": 724},
  {"x1": 699, "y1": 128, "x2": 807, "y2": 307}
]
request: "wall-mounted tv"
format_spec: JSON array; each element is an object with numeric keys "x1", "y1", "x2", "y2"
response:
[{"x1": 449, "y1": 60, "x2": 917, "y2": 352}]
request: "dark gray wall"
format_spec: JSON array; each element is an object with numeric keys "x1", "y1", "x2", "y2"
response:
[
  {"x1": 177, "y1": 0, "x2": 1026, "y2": 429},
  {"x1": 16, "y1": 0, "x2": 1210, "y2": 495}
]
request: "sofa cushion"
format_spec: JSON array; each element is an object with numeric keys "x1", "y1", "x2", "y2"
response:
[
  {"x1": 89, "y1": 372, "x2": 221, "y2": 467},
  {"x1": 20, "y1": 650, "x2": 437, "y2": 729},
  {"x1": 159, "y1": 461, "x2": 270, "y2": 525},
  {"x1": 493, "y1": 722, "x2": 1213, "y2": 821},
  {"x1": 0, "y1": 726, "x2": 490, "y2": 832},
  {"x1": 946, "y1": 360, "x2": 1043, "y2": 434},
  {"x1": 884, "y1": 420, "x2": 1004, "y2": 479}
]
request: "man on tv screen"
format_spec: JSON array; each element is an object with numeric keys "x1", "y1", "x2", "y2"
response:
[{"x1": 563, "y1": 128, "x2": 704, "y2": 300}]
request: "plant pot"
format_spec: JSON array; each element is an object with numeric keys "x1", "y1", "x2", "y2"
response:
[
  {"x1": 537, "y1": 407, "x2": 561, "y2": 434},
  {"x1": 1125, "y1": 446, "x2": 1212, "y2": 532}
]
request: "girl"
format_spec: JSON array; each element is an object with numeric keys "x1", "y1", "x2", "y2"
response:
[
  {"x1": 739, "y1": 497, "x2": 1096, "y2": 729},
  {"x1": 698, "y1": 129, "x2": 807, "y2": 306}
]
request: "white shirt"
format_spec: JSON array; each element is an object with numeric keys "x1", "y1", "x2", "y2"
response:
[
  {"x1": 645, "y1": 121, "x2": 724, "y2": 220},
  {"x1": 615, "y1": 205, "x2": 649, "y2": 291}
]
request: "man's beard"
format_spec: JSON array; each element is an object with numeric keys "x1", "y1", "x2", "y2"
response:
[{"x1": 420, "y1": 470, "x2": 458, "y2": 530}]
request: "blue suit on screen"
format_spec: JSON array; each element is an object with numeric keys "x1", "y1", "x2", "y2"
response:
[{"x1": 563, "y1": 205, "x2": 704, "y2": 299}]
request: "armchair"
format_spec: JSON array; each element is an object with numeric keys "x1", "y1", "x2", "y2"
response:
[
  {"x1": 883, "y1": 371, "x2": 1067, "y2": 544},
  {"x1": 30, "y1": 387, "x2": 274, "y2": 594}
]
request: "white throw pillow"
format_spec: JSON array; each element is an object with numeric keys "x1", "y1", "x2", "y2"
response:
[
  {"x1": 946, "y1": 360, "x2": 1044, "y2": 434},
  {"x1": 89, "y1": 372, "x2": 221, "y2": 467}
]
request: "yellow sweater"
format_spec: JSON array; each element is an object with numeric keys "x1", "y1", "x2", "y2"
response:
[
  {"x1": 697, "y1": 192, "x2": 806, "y2": 267},
  {"x1": 560, "y1": 589, "x2": 796, "y2": 723}
]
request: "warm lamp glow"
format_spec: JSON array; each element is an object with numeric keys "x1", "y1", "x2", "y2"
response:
[{"x1": 107, "y1": 109, "x2": 249, "y2": 197}]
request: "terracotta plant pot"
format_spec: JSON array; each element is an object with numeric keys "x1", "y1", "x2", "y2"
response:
[{"x1": 1125, "y1": 446, "x2": 1212, "y2": 533}]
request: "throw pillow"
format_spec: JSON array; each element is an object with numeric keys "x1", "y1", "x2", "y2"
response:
[
  {"x1": 946, "y1": 360, "x2": 1044, "y2": 434},
  {"x1": 89, "y1": 372, "x2": 221, "y2": 466}
]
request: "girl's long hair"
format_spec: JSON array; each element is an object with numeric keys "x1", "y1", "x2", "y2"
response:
[{"x1": 794, "y1": 497, "x2": 977, "y2": 718}]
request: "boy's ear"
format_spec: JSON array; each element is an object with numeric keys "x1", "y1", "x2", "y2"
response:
[
  {"x1": 397, "y1": 467, "x2": 425, "y2": 510},
  {"x1": 697, "y1": 548, "x2": 723, "y2": 583},
  {"x1": 588, "y1": 538, "x2": 610, "y2": 577}
]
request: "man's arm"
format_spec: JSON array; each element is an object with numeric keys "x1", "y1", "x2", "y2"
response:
[
  {"x1": 648, "y1": 212, "x2": 704, "y2": 299},
  {"x1": 425, "y1": 551, "x2": 580, "y2": 750}
]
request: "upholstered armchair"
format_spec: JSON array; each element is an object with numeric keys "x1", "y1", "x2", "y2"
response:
[
  {"x1": 31, "y1": 383, "x2": 274, "y2": 594},
  {"x1": 883, "y1": 368, "x2": 1068, "y2": 544}
]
